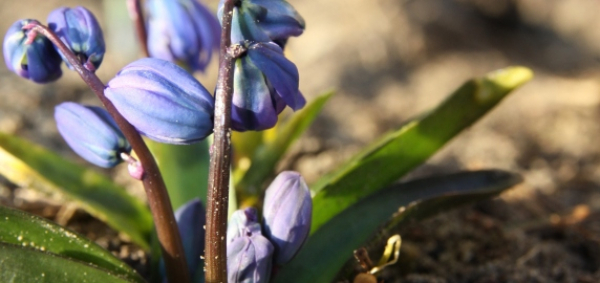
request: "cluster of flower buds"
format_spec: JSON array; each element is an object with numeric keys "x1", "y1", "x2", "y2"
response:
[
  {"x1": 227, "y1": 171, "x2": 312, "y2": 282},
  {"x1": 4, "y1": 5, "x2": 220, "y2": 167},
  {"x1": 3, "y1": 7, "x2": 121, "y2": 171},
  {"x1": 3, "y1": 6, "x2": 105, "y2": 83},
  {"x1": 217, "y1": 0, "x2": 306, "y2": 131},
  {"x1": 105, "y1": 58, "x2": 215, "y2": 145},
  {"x1": 159, "y1": 171, "x2": 311, "y2": 283},
  {"x1": 155, "y1": 172, "x2": 312, "y2": 283},
  {"x1": 146, "y1": 0, "x2": 220, "y2": 72}
]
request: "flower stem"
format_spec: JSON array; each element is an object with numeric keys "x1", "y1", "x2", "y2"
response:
[
  {"x1": 126, "y1": 0, "x2": 150, "y2": 57},
  {"x1": 205, "y1": 0, "x2": 237, "y2": 281},
  {"x1": 26, "y1": 22, "x2": 190, "y2": 283}
]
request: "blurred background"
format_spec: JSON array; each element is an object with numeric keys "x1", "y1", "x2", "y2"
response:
[{"x1": 1, "y1": 0, "x2": 600, "y2": 281}]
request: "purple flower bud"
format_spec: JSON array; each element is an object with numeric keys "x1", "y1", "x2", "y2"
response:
[
  {"x1": 146, "y1": 0, "x2": 220, "y2": 72},
  {"x1": 105, "y1": 58, "x2": 215, "y2": 145},
  {"x1": 3, "y1": 19, "x2": 62, "y2": 83},
  {"x1": 232, "y1": 41, "x2": 305, "y2": 131},
  {"x1": 218, "y1": 0, "x2": 305, "y2": 44},
  {"x1": 54, "y1": 102, "x2": 130, "y2": 168},
  {"x1": 227, "y1": 208, "x2": 274, "y2": 283},
  {"x1": 160, "y1": 199, "x2": 206, "y2": 281},
  {"x1": 227, "y1": 207, "x2": 260, "y2": 243},
  {"x1": 176, "y1": 198, "x2": 206, "y2": 277},
  {"x1": 47, "y1": 6, "x2": 105, "y2": 71},
  {"x1": 263, "y1": 171, "x2": 312, "y2": 265}
]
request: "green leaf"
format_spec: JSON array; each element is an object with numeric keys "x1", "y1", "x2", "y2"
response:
[
  {"x1": 232, "y1": 131, "x2": 264, "y2": 164},
  {"x1": 0, "y1": 132, "x2": 152, "y2": 249},
  {"x1": 236, "y1": 91, "x2": 333, "y2": 196},
  {"x1": 0, "y1": 205, "x2": 145, "y2": 283},
  {"x1": 273, "y1": 170, "x2": 522, "y2": 283},
  {"x1": 0, "y1": 242, "x2": 138, "y2": 283},
  {"x1": 146, "y1": 140, "x2": 210, "y2": 208},
  {"x1": 310, "y1": 67, "x2": 532, "y2": 232}
]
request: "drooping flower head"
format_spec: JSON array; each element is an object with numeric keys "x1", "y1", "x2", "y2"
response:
[
  {"x1": 232, "y1": 41, "x2": 305, "y2": 131},
  {"x1": 262, "y1": 171, "x2": 312, "y2": 264},
  {"x1": 146, "y1": 0, "x2": 220, "y2": 72},
  {"x1": 3, "y1": 19, "x2": 62, "y2": 83},
  {"x1": 218, "y1": 0, "x2": 305, "y2": 45},
  {"x1": 47, "y1": 6, "x2": 105, "y2": 71},
  {"x1": 54, "y1": 102, "x2": 130, "y2": 168},
  {"x1": 105, "y1": 58, "x2": 215, "y2": 144}
]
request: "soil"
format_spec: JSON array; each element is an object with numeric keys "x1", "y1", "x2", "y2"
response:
[{"x1": 1, "y1": 0, "x2": 600, "y2": 282}]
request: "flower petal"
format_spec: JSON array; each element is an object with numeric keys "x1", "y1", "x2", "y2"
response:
[
  {"x1": 248, "y1": 0, "x2": 305, "y2": 39},
  {"x1": 248, "y1": 42, "x2": 305, "y2": 110},
  {"x1": 232, "y1": 56, "x2": 279, "y2": 131}
]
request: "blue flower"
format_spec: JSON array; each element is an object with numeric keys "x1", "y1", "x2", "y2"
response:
[
  {"x1": 146, "y1": 0, "x2": 220, "y2": 72},
  {"x1": 105, "y1": 58, "x2": 215, "y2": 145},
  {"x1": 232, "y1": 41, "x2": 305, "y2": 131},
  {"x1": 54, "y1": 102, "x2": 130, "y2": 168},
  {"x1": 218, "y1": 0, "x2": 305, "y2": 45},
  {"x1": 3, "y1": 19, "x2": 62, "y2": 83},
  {"x1": 262, "y1": 171, "x2": 311, "y2": 264},
  {"x1": 47, "y1": 6, "x2": 105, "y2": 71},
  {"x1": 227, "y1": 208, "x2": 274, "y2": 283}
]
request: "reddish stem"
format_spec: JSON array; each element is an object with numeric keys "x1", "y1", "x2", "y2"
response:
[
  {"x1": 127, "y1": 0, "x2": 150, "y2": 57},
  {"x1": 205, "y1": 0, "x2": 237, "y2": 281}
]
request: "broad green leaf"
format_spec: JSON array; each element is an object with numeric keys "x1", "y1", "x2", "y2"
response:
[
  {"x1": 147, "y1": 140, "x2": 210, "y2": 208},
  {"x1": 310, "y1": 67, "x2": 532, "y2": 232},
  {"x1": 0, "y1": 205, "x2": 145, "y2": 283},
  {"x1": 236, "y1": 91, "x2": 333, "y2": 197},
  {"x1": 273, "y1": 170, "x2": 522, "y2": 283},
  {"x1": 0, "y1": 242, "x2": 137, "y2": 283},
  {"x1": 0, "y1": 132, "x2": 152, "y2": 249}
]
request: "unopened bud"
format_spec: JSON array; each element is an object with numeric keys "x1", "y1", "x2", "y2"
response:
[
  {"x1": 227, "y1": 208, "x2": 274, "y2": 283},
  {"x1": 3, "y1": 19, "x2": 62, "y2": 83},
  {"x1": 227, "y1": 207, "x2": 259, "y2": 243},
  {"x1": 54, "y1": 102, "x2": 130, "y2": 168},
  {"x1": 47, "y1": 6, "x2": 105, "y2": 71},
  {"x1": 105, "y1": 58, "x2": 215, "y2": 144},
  {"x1": 146, "y1": 0, "x2": 220, "y2": 72},
  {"x1": 263, "y1": 171, "x2": 312, "y2": 264}
]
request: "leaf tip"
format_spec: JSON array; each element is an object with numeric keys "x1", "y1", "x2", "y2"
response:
[{"x1": 485, "y1": 66, "x2": 534, "y2": 90}]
